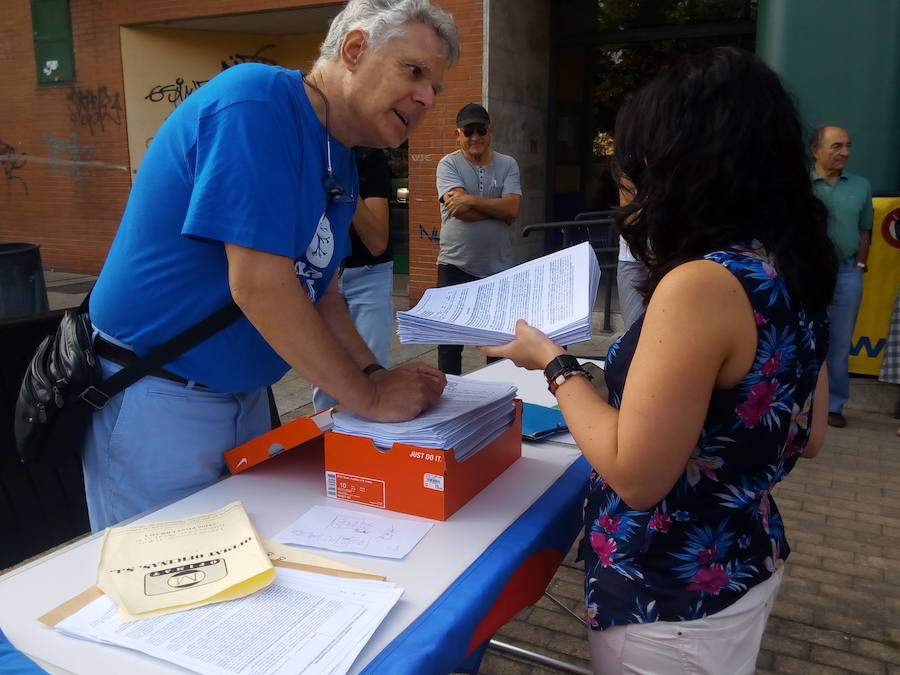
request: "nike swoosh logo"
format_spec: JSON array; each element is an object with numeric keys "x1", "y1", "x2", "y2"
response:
[{"x1": 236, "y1": 458, "x2": 248, "y2": 468}]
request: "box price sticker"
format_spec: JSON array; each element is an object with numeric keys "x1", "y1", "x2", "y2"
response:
[{"x1": 423, "y1": 473, "x2": 444, "y2": 491}]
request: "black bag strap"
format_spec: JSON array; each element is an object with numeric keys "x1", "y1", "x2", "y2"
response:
[{"x1": 79, "y1": 297, "x2": 244, "y2": 410}]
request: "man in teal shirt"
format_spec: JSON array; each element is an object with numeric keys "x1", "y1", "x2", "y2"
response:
[{"x1": 810, "y1": 125, "x2": 873, "y2": 428}]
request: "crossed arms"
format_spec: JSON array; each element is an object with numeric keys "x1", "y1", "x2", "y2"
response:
[{"x1": 441, "y1": 187, "x2": 521, "y2": 225}]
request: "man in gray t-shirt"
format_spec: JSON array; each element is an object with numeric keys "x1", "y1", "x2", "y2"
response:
[{"x1": 435, "y1": 103, "x2": 522, "y2": 375}]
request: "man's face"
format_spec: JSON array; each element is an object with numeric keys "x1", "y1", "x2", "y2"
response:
[
  {"x1": 456, "y1": 123, "x2": 493, "y2": 160},
  {"x1": 812, "y1": 126, "x2": 851, "y2": 175},
  {"x1": 349, "y1": 22, "x2": 447, "y2": 148}
]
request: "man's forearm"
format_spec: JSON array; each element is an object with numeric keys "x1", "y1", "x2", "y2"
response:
[
  {"x1": 466, "y1": 194, "x2": 519, "y2": 221},
  {"x1": 445, "y1": 192, "x2": 521, "y2": 222},
  {"x1": 225, "y1": 244, "x2": 376, "y2": 414},
  {"x1": 856, "y1": 230, "x2": 871, "y2": 264},
  {"x1": 316, "y1": 280, "x2": 379, "y2": 368},
  {"x1": 351, "y1": 196, "x2": 390, "y2": 256}
]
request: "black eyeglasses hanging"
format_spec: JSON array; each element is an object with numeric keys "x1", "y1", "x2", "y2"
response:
[{"x1": 304, "y1": 75, "x2": 355, "y2": 205}]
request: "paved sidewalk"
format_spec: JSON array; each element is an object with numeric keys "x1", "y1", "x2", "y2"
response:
[{"x1": 44, "y1": 271, "x2": 900, "y2": 674}]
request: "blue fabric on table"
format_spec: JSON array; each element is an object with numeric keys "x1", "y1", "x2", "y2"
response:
[
  {"x1": 360, "y1": 456, "x2": 590, "y2": 675},
  {"x1": 0, "y1": 628, "x2": 46, "y2": 674}
]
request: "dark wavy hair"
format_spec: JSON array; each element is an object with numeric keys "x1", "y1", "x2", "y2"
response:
[{"x1": 613, "y1": 47, "x2": 837, "y2": 310}]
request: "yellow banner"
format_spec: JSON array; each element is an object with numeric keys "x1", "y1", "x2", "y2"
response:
[{"x1": 849, "y1": 197, "x2": 900, "y2": 375}]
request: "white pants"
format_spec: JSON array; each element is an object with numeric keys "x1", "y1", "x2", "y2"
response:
[{"x1": 589, "y1": 567, "x2": 784, "y2": 675}]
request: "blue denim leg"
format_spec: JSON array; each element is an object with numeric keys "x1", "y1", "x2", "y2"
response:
[
  {"x1": 826, "y1": 258, "x2": 864, "y2": 413},
  {"x1": 82, "y1": 357, "x2": 271, "y2": 531},
  {"x1": 313, "y1": 261, "x2": 394, "y2": 412}
]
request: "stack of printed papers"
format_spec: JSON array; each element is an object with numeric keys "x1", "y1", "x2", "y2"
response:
[
  {"x1": 397, "y1": 241, "x2": 601, "y2": 346},
  {"x1": 55, "y1": 567, "x2": 403, "y2": 675},
  {"x1": 332, "y1": 375, "x2": 516, "y2": 461}
]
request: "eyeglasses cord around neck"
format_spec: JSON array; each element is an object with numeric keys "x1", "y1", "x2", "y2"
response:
[{"x1": 303, "y1": 75, "x2": 353, "y2": 204}]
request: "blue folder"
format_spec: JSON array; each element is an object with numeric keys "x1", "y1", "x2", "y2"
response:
[{"x1": 521, "y1": 402, "x2": 568, "y2": 441}]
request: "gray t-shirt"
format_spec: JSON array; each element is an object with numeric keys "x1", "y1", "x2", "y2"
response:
[{"x1": 436, "y1": 150, "x2": 522, "y2": 278}]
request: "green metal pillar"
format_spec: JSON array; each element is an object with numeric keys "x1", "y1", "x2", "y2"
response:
[{"x1": 756, "y1": 0, "x2": 900, "y2": 193}]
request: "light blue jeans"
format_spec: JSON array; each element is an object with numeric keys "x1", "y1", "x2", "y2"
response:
[
  {"x1": 826, "y1": 257, "x2": 864, "y2": 413},
  {"x1": 82, "y1": 356, "x2": 271, "y2": 531},
  {"x1": 313, "y1": 260, "x2": 394, "y2": 412}
]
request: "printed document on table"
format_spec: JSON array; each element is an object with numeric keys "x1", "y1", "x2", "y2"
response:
[
  {"x1": 397, "y1": 241, "x2": 600, "y2": 345},
  {"x1": 96, "y1": 501, "x2": 274, "y2": 621},
  {"x1": 273, "y1": 505, "x2": 433, "y2": 559},
  {"x1": 55, "y1": 567, "x2": 404, "y2": 675}
]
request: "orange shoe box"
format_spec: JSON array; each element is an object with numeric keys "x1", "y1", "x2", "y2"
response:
[
  {"x1": 323, "y1": 399, "x2": 522, "y2": 521},
  {"x1": 224, "y1": 414, "x2": 325, "y2": 475}
]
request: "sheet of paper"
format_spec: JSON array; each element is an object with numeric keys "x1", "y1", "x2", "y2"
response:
[
  {"x1": 273, "y1": 506, "x2": 433, "y2": 559},
  {"x1": 55, "y1": 567, "x2": 403, "y2": 675},
  {"x1": 397, "y1": 241, "x2": 600, "y2": 345},
  {"x1": 96, "y1": 501, "x2": 274, "y2": 621},
  {"x1": 332, "y1": 375, "x2": 516, "y2": 461}
]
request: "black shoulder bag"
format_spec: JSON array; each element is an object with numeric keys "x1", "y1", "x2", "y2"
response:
[{"x1": 14, "y1": 295, "x2": 243, "y2": 464}]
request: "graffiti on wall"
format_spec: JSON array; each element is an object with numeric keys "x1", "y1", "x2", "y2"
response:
[
  {"x1": 144, "y1": 78, "x2": 209, "y2": 106},
  {"x1": 67, "y1": 86, "x2": 123, "y2": 135},
  {"x1": 221, "y1": 44, "x2": 278, "y2": 71},
  {"x1": 43, "y1": 132, "x2": 94, "y2": 185},
  {"x1": 0, "y1": 139, "x2": 29, "y2": 195},
  {"x1": 145, "y1": 45, "x2": 281, "y2": 108},
  {"x1": 417, "y1": 225, "x2": 439, "y2": 242}
]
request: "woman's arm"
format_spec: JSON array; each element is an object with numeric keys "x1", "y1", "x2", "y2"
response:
[
  {"x1": 802, "y1": 365, "x2": 828, "y2": 459},
  {"x1": 483, "y1": 259, "x2": 756, "y2": 511}
]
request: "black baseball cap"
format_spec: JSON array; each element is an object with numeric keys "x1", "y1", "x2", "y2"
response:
[{"x1": 456, "y1": 103, "x2": 491, "y2": 128}]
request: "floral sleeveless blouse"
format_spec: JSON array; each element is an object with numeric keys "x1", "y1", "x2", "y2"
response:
[{"x1": 583, "y1": 240, "x2": 828, "y2": 630}]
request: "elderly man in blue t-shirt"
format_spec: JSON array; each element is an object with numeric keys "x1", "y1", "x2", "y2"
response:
[
  {"x1": 82, "y1": 0, "x2": 457, "y2": 531},
  {"x1": 810, "y1": 124, "x2": 873, "y2": 428}
]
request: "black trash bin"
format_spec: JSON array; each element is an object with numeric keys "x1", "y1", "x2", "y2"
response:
[{"x1": 0, "y1": 243, "x2": 49, "y2": 318}]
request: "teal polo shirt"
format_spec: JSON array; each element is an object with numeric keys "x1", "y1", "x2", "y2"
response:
[{"x1": 811, "y1": 169, "x2": 874, "y2": 260}]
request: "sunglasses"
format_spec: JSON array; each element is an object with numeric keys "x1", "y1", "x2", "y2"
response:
[
  {"x1": 462, "y1": 127, "x2": 488, "y2": 137},
  {"x1": 322, "y1": 171, "x2": 354, "y2": 204}
]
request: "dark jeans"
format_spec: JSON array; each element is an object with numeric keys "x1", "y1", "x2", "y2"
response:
[{"x1": 436, "y1": 263, "x2": 501, "y2": 375}]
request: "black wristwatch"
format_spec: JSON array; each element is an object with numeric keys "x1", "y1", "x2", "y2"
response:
[{"x1": 543, "y1": 354, "x2": 592, "y2": 395}]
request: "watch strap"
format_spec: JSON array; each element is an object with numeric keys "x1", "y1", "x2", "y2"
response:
[
  {"x1": 544, "y1": 354, "x2": 592, "y2": 394},
  {"x1": 362, "y1": 363, "x2": 386, "y2": 376}
]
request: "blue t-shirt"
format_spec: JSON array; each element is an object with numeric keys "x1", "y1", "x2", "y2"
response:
[
  {"x1": 583, "y1": 240, "x2": 828, "y2": 630},
  {"x1": 91, "y1": 64, "x2": 356, "y2": 392}
]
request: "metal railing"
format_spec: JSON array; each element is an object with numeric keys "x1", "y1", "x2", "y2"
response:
[{"x1": 522, "y1": 210, "x2": 619, "y2": 331}]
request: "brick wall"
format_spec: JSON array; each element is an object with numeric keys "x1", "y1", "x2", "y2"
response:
[
  {"x1": 407, "y1": 0, "x2": 483, "y2": 302},
  {"x1": 2, "y1": 0, "x2": 329, "y2": 273},
  {"x1": 1, "y1": 0, "x2": 482, "y2": 284}
]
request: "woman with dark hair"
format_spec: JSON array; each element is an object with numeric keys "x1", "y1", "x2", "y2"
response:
[{"x1": 482, "y1": 47, "x2": 836, "y2": 673}]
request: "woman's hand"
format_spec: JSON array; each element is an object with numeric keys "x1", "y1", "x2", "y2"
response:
[{"x1": 478, "y1": 319, "x2": 565, "y2": 371}]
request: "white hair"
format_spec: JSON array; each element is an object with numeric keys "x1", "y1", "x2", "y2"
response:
[{"x1": 314, "y1": 0, "x2": 459, "y2": 70}]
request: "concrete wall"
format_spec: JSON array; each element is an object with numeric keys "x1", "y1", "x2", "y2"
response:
[{"x1": 484, "y1": 0, "x2": 550, "y2": 263}]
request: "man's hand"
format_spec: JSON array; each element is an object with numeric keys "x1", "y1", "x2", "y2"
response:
[
  {"x1": 364, "y1": 363, "x2": 447, "y2": 421},
  {"x1": 443, "y1": 190, "x2": 477, "y2": 219},
  {"x1": 442, "y1": 188, "x2": 521, "y2": 223}
]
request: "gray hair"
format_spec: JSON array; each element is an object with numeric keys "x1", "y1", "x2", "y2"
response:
[
  {"x1": 314, "y1": 0, "x2": 459, "y2": 70},
  {"x1": 809, "y1": 124, "x2": 844, "y2": 150}
]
